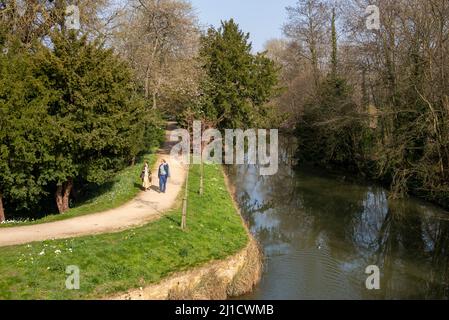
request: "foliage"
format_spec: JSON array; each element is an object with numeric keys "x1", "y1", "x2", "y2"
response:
[
  {"x1": 297, "y1": 75, "x2": 364, "y2": 170},
  {"x1": 41, "y1": 32, "x2": 146, "y2": 185},
  {"x1": 186, "y1": 19, "x2": 279, "y2": 129},
  {"x1": 0, "y1": 41, "x2": 55, "y2": 212},
  {"x1": 0, "y1": 31, "x2": 163, "y2": 219}
]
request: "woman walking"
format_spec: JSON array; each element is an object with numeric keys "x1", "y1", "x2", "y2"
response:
[{"x1": 142, "y1": 161, "x2": 152, "y2": 191}]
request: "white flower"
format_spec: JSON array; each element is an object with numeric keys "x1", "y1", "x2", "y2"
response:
[
  {"x1": 54, "y1": 250, "x2": 61, "y2": 255},
  {"x1": 39, "y1": 250, "x2": 45, "y2": 256}
]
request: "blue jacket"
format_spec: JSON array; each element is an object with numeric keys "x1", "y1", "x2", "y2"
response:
[{"x1": 158, "y1": 163, "x2": 170, "y2": 178}]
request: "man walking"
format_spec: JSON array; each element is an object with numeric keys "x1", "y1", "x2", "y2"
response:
[{"x1": 158, "y1": 159, "x2": 170, "y2": 193}]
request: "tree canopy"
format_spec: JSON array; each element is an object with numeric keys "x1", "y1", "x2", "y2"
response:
[{"x1": 185, "y1": 19, "x2": 279, "y2": 129}]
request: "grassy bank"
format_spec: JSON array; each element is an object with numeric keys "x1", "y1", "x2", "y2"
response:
[
  {"x1": 0, "y1": 151, "x2": 158, "y2": 227},
  {"x1": 0, "y1": 164, "x2": 249, "y2": 299}
]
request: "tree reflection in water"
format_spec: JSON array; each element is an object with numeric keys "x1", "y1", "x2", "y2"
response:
[{"x1": 226, "y1": 136, "x2": 449, "y2": 299}]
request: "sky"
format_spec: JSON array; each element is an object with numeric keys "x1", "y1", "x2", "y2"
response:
[{"x1": 190, "y1": 0, "x2": 297, "y2": 52}]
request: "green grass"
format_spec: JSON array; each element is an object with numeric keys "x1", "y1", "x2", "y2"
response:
[
  {"x1": 0, "y1": 164, "x2": 249, "y2": 299},
  {"x1": 0, "y1": 151, "x2": 158, "y2": 227}
]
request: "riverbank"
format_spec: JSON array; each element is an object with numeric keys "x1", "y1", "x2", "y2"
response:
[
  {"x1": 110, "y1": 237, "x2": 261, "y2": 300},
  {"x1": 0, "y1": 164, "x2": 256, "y2": 299},
  {"x1": 110, "y1": 168, "x2": 263, "y2": 300}
]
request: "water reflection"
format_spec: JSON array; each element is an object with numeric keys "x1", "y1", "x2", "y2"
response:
[{"x1": 226, "y1": 138, "x2": 449, "y2": 300}]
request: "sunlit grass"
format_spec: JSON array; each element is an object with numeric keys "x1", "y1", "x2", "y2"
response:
[{"x1": 0, "y1": 164, "x2": 248, "y2": 299}]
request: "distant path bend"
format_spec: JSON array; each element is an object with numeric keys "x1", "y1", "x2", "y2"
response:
[{"x1": 0, "y1": 122, "x2": 186, "y2": 247}]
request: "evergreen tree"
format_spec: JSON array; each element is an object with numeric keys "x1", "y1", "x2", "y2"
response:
[
  {"x1": 39, "y1": 32, "x2": 147, "y2": 213},
  {"x1": 0, "y1": 40, "x2": 56, "y2": 221},
  {"x1": 196, "y1": 19, "x2": 279, "y2": 129}
]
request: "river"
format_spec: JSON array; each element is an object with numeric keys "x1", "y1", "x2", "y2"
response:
[{"x1": 226, "y1": 138, "x2": 449, "y2": 300}]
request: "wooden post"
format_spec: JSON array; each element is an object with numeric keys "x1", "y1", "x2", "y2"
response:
[
  {"x1": 199, "y1": 121, "x2": 205, "y2": 196},
  {"x1": 181, "y1": 164, "x2": 189, "y2": 230},
  {"x1": 199, "y1": 161, "x2": 204, "y2": 195}
]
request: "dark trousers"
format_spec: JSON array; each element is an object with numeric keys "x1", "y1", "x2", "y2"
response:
[{"x1": 159, "y1": 175, "x2": 168, "y2": 193}]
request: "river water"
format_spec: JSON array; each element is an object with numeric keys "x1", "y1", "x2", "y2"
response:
[{"x1": 226, "y1": 138, "x2": 449, "y2": 300}]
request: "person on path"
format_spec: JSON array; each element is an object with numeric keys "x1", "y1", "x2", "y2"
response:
[
  {"x1": 142, "y1": 161, "x2": 152, "y2": 191},
  {"x1": 158, "y1": 159, "x2": 170, "y2": 193}
]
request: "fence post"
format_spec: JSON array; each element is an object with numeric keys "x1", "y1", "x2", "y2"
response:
[
  {"x1": 199, "y1": 121, "x2": 205, "y2": 196},
  {"x1": 199, "y1": 161, "x2": 204, "y2": 195}
]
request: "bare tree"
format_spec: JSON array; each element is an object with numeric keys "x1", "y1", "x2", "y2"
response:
[
  {"x1": 283, "y1": 0, "x2": 329, "y2": 87},
  {"x1": 0, "y1": 0, "x2": 115, "y2": 45},
  {"x1": 114, "y1": 0, "x2": 201, "y2": 113}
]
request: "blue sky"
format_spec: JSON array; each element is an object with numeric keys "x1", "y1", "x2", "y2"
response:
[{"x1": 190, "y1": 0, "x2": 297, "y2": 52}]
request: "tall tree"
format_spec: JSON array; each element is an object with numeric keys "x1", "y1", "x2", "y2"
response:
[
  {"x1": 40, "y1": 32, "x2": 146, "y2": 213},
  {"x1": 0, "y1": 39, "x2": 55, "y2": 220},
  {"x1": 195, "y1": 19, "x2": 279, "y2": 129},
  {"x1": 263, "y1": 38, "x2": 312, "y2": 127},
  {"x1": 284, "y1": 0, "x2": 328, "y2": 87},
  {"x1": 114, "y1": 0, "x2": 200, "y2": 114}
]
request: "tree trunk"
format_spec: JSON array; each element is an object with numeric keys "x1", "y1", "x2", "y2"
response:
[
  {"x1": 145, "y1": 37, "x2": 160, "y2": 102},
  {"x1": 0, "y1": 191, "x2": 5, "y2": 223},
  {"x1": 55, "y1": 179, "x2": 73, "y2": 214},
  {"x1": 55, "y1": 185, "x2": 64, "y2": 214},
  {"x1": 62, "y1": 178, "x2": 73, "y2": 212},
  {"x1": 145, "y1": 65, "x2": 150, "y2": 100},
  {"x1": 330, "y1": 8, "x2": 338, "y2": 77},
  {"x1": 152, "y1": 91, "x2": 157, "y2": 110}
]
